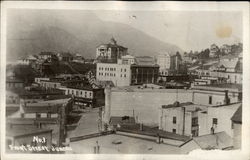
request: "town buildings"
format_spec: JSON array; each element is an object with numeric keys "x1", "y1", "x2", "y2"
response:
[
  {"x1": 6, "y1": 77, "x2": 24, "y2": 90},
  {"x1": 6, "y1": 126, "x2": 53, "y2": 153},
  {"x1": 60, "y1": 85, "x2": 104, "y2": 107},
  {"x1": 198, "y1": 103, "x2": 241, "y2": 137},
  {"x1": 7, "y1": 98, "x2": 73, "y2": 147},
  {"x1": 159, "y1": 102, "x2": 207, "y2": 137},
  {"x1": 180, "y1": 131, "x2": 233, "y2": 154},
  {"x1": 103, "y1": 85, "x2": 193, "y2": 126},
  {"x1": 57, "y1": 52, "x2": 73, "y2": 62},
  {"x1": 191, "y1": 84, "x2": 242, "y2": 106},
  {"x1": 157, "y1": 52, "x2": 182, "y2": 76},
  {"x1": 96, "y1": 38, "x2": 128, "y2": 63},
  {"x1": 96, "y1": 55, "x2": 159, "y2": 86}
]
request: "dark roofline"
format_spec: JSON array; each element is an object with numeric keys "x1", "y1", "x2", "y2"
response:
[{"x1": 8, "y1": 129, "x2": 53, "y2": 138}]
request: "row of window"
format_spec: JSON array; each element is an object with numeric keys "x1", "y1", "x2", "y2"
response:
[
  {"x1": 99, "y1": 67, "x2": 116, "y2": 71},
  {"x1": 21, "y1": 113, "x2": 56, "y2": 118},
  {"x1": 98, "y1": 67, "x2": 127, "y2": 72},
  {"x1": 98, "y1": 72, "x2": 127, "y2": 78},
  {"x1": 67, "y1": 89, "x2": 92, "y2": 98}
]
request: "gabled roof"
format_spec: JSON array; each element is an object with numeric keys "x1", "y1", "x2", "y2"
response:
[
  {"x1": 231, "y1": 105, "x2": 242, "y2": 124},
  {"x1": 218, "y1": 60, "x2": 239, "y2": 69},
  {"x1": 180, "y1": 132, "x2": 233, "y2": 150}
]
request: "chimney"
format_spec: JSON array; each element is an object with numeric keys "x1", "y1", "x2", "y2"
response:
[
  {"x1": 224, "y1": 90, "x2": 230, "y2": 105},
  {"x1": 140, "y1": 123, "x2": 144, "y2": 131}
]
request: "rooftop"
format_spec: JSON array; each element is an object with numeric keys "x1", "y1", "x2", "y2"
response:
[
  {"x1": 134, "y1": 56, "x2": 157, "y2": 66},
  {"x1": 22, "y1": 98, "x2": 71, "y2": 113},
  {"x1": 189, "y1": 131, "x2": 233, "y2": 150},
  {"x1": 6, "y1": 125, "x2": 52, "y2": 138},
  {"x1": 191, "y1": 83, "x2": 242, "y2": 92},
  {"x1": 110, "y1": 116, "x2": 136, "y2": 126},
  {"x1": 118, "y1": 124, "x2": 190, "y2": 142},
  {"x1": 111, "y1": 85, "x2": 192, "y2": 93},
  {"x1": 231, "y1": 105, "x2": 242, "y2": 124}
]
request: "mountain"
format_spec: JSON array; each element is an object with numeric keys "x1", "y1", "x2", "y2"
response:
[{"x1": 7, "y1": 9, "x2": 182, "y2": 61}]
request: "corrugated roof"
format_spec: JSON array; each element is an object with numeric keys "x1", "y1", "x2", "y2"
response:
[{"x1": 231, "y1": 105, "x2": 242, "y2": 123}]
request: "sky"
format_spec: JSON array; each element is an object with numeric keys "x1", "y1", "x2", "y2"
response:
[{"x1": 94, "y1": 11, "x2": 242, "y2": 52}]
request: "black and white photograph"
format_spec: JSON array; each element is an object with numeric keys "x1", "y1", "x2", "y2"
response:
[{"x1": 1, "y1": 1, "x2": 249, "y2": 159}]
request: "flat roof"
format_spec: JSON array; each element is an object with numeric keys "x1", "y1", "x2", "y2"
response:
[
  {"x1": 191, "y1": 83, "x2": 242, "y2": 92},
  {"x1": 6, "y1": 125, "x2": 52, "y2": 138},
  {"x1": 25, "y1": 98, "x2": 71, "y2": 107},
  {"x1": 162, "y1": 102, "x2": 208, "y2": 112},
  {"x1": 111, "y1": 85, "x2": 192, "y2": 93},
  {"x1": 70, "y1": 134, "x2": 180, "y2": 154}
]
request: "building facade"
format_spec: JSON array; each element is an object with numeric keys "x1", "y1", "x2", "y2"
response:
[
  {"x1": 103, "y1": 86, "x2": 193, "y2": 126},
  {"x1": 159, "y1": 102, "x2": 206, "y2": 137},
  {"x1": 198, "y1": 103, "x2": 241, "y2": 137},
  {"x1": 191, "y1": 84, "x2": 242, "y2": 106},
  {"x1": 157, "y1": 52, "x2": 182, "y2": 76},
  {"x1": 96, "y1": 63, "x2": 131, "y2": 86},
  {"x1": 96, "y1": 38, "x2": 128, "y2": 63}
]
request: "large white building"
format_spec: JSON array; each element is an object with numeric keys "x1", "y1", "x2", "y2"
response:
[
  {"x1": 96, "y1": 56, "x2": 159, "y2": 87},
  {"x1": 198, "y1": 103, "x2": 241, "y2": 137},
  {"x1": 159, "y1": 102, "x2": 207, "y2": 137},
  {"x1": 157, "y1": 52, "x2": 182, "y2": 76},
  {"x1": 103, "y1": 85, "x2": 193, "y2": 126}
]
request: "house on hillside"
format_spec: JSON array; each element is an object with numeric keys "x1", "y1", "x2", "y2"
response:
[
  {"x1": 39, "y1": 52, "x2": 58, "y2": 63},
  {"x1": 72, "y1": 54, "x2": 85, "y2": 63},
  {"x1": 57, "y1": 52, "x2": 73, "y2": 62}
]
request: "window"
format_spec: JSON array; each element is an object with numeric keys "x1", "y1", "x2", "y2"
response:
[
  {"x1": 36, "y1": 113, "x2": 41, "y2": 118},
  {"x1": 85, "y1": 92, "x2": 87, "y2": 98},
  {"x1": 114, "y1": 73, "x2": 116, "y2": 76},
  {"x1": 124, "y1": 69, "x2": 126, "y2": 72},
  {"x1": 212, "y1": 118, "x2": 218, "y2": 125},
  {"x1": 114, "y1": 68, "x2": 116, "y2": 71},
  {"x1": 209, "y1": 96, "x2": 212, "y2": 104},
  {"x1": 121, "y1": 74, "x2": 122, "y2": 77},
  {"x1": 124, "y1": 74, "x2": 126, "y2": 77},
  {"x1": 47, "y1": 113, "x2": 51, "y2": 118},
  {"x1": 121, "y1": 68, "x2": 123, "y2": 72},
  {"x1": 89, "y1": 92, "x2": 92, "y2": 97},
  {"x1": 192, "y1": 117, "x2": 198, "y2": 127},
  {"x1": 172, "y1": 129, "x2": 176, "y2": 133},
  {"x1": 173, "y1": 117, "x2": 176, "y2": 124}
]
